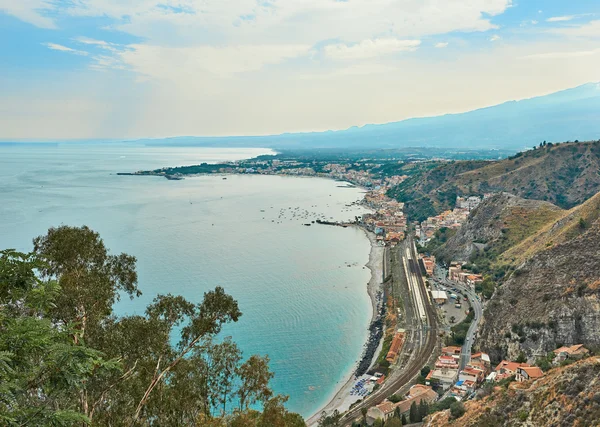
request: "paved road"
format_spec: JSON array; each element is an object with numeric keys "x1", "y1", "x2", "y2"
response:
[{"x1": 433, "y1": 267, "x2": 483, "y2": 370}]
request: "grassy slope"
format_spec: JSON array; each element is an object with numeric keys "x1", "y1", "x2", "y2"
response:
[{"x1": 388, "y1": 140, "x2": 600, "y2": 221}]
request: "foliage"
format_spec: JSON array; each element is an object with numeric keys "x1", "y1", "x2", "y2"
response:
[
  {"x1": 449, "y1": 401, "x2": 466, "y2": 419},
  {"x1": 1, "y1": 227, "x2": 304, "y2": 426},
  {"x1": 318, "y1": 409, "x2": 341, "y2": 426},
  {"x1": 429, "y1": 396, "x2": 457, "y2": 414}
]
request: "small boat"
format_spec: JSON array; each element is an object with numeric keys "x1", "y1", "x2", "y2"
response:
[{"x1": 222, "y1": 177, "x2": 227, "y2": 180}]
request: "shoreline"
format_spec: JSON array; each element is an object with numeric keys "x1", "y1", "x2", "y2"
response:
[{"x1": 305, "y1": 227, "x2": 385, "y2": 426}]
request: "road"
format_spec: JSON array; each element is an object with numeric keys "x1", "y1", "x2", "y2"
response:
[
  {"x1": 340, "y1": 237, "x2": 439, "y2": 426},
  {"x1": 433, "y1": 267, "x2": 483, "y2": 370}
]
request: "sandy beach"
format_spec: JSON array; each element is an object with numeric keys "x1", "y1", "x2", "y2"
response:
[{"x1": 305, "y1": 228, "x2": 385, "y2": 426}]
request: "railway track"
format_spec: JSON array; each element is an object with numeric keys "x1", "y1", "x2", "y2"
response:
[{"x1": 341, "y1": 238, "x2": 438, "y2": 425}]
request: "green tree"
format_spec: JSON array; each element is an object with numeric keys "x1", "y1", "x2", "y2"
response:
[
  {"x1": 409, "y1": 401, "x2": 418, "y2": 423},
  {"x1": 516, "y1": 352, "x2": 527, "y2": 363},
  {"x1": 449, "y1": 401, "x2": 466, "y2": 419},
  {"x1": 0, "y1": 249, "x2": 119, "y2": 426},
  {"x1": 361, "y1": 407, "x2": 368, "y2": 424},
  {"x1": 401, "y1": 413, "x2": 408, "y2": 425},
  {"x1": 418, "y1": 399, "x2": 429, "y2": 421},
  {"x1": 237, "y1": 355, "x2": 274, "y2": 411},
  {"x1": 318, "y1": 409, "x2": 341, "y2": 426},
  {"x1": 386, "y1": 417, "x2": 402, "y2": 427}
]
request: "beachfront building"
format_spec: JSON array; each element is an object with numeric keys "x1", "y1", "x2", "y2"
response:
[{"x1": 386, "y1": 331, "x2": 405, "y2": 364}]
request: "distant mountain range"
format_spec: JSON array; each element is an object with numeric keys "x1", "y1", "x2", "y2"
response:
[{"x1": 137, "y1": 82, "x2": 600, "y2": 150}]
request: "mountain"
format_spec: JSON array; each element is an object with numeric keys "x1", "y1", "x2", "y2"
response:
[
  {"x1": 136, "y1": 83, "x2": 600, "y2": 150},
  {"x1": 427, "y1": 357, "x2": 600, "y2": 426},
  {"x1": 476, "y1": 192, "x2": 600, "y2": 362},
  {"x1": 435, "y1": 192, "x2": 564, "y2": 265},
  {"x1": 388, "y1": 140, "x2": 600, "y2": 220},
  {"x1": 435, "y1": 191, "x2": 600, "y2": 362}
]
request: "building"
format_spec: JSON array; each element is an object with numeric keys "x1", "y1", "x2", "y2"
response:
[
  {"x1": 553, "y1": 344, "x2": 590, "y2": 362},
  {"x1": 426, "y1": 367, "x2": 459, "y2": 389},
  {"x1": 516, "y1": 366, "x2": 544, "y2": 382},
  {"x1": 431, "y1": 290, "x2": 448, "y2": 305},
  {"x1": 386, "y1": 331, "x2": 405, "y2": 364},
  {"x1": 366, "y1": 385, "x2": 437, "y2": 425},
  {"x1": 491, "y1": 360, "x2": 530, "y2": 382}
]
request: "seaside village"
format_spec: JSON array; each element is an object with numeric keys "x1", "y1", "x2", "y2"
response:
[{"x1": 338, "y1": 193, "x2": 593, "y2": 425}]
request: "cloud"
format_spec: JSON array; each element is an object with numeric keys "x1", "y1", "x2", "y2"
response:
[
  {"x1": 435, "y1": 42, "x2": 449, "y2": 48},
  {"x1": 550, "y1": 20, "x2": 600, "y2": 39},
  {"x1": 490, "y1": 35, "x2": 501, "y2": 42},
  {"x1": 547, "y1": 15, "x2": 575, "y2": 22},
  {"x1": 0, "y1": 0, "x2": 56, "y2": 28},
  {"x1": 43, "y1": 42, "x2": 89, "y2": 56},
  {"x1": 114, "y1": 44, "x2": 311, "y2": 79},
  {"x1": 524, "y1": 48, "x2": 600, "y2": 60},
  {"x1": 323, "y1": 38, "x2": 420, "y2": 60}
]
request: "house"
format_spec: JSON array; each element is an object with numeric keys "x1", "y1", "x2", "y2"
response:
[
  {"x1": 516, "y1": 366, "x2": 544, "y2": 382},
  {"x1": 470, "y1": 353, "x2": 491, "y2": 372},
  {"x1": 426, "y1": 367, "x2": 459, "y2": 389},
  {"x1": 366, "y1": 385, "x2": 437, "y2": 425},
  {"x1": 442, "y1": 346, "x2": 462, "y2": 357},
  {"x1": 435, "y1": 355, "x2": 459, "y2": 370},
  {"x1": 459, "y1": 366, "x2": 485, "y2": 384},
  {"x1": 431, "y1": 290, "x2": 448, "y2": 305},
  {"x1": 553, "y1": 344, "x2": 590, "y2": 362},
  {"x1": 492, "y1": 361, "x2": 530, "y2": 382}
]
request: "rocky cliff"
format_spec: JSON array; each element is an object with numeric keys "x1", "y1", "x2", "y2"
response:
[{"x1": 477, "y1": 217, "x2": 600, "y2": 362}]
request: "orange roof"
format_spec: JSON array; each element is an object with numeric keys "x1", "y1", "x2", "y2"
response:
[
  {"x1": 495, "y1": 360, "x2": 530, "y2": 373},
  {"x1": 519, "y1": 366, "x2": 544, "y2": 379}
]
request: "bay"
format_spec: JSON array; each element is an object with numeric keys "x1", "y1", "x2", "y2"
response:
[{"x1": 0, "y1": 143, "x2": 372, "y2": 417}]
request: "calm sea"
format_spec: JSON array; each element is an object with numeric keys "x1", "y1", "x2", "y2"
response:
[{"x1": 0, "y1": 143, "x2": 372, "y2": 417}]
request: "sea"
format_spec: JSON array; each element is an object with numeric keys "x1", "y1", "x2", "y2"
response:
[{"x1": 0, "y1": 143, "x2": 373, "y2": 417}]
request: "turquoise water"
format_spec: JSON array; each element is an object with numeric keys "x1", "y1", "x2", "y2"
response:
[{"x1": 0, "y1": 144, "x2": 372, "y2": 417}]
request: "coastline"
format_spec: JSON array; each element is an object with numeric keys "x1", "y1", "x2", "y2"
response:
[{"x1": 305, "y1": 227, "x2": 384, "y2": 426}]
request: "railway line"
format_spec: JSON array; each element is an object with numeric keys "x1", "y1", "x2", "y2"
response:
[{"x1": 341, "y1": 237, "x2": 439, "y2": 425}]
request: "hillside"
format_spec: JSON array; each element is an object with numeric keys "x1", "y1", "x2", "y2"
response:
[
  {"x1": 435, "y1": 193, "x2": 564, "y2": 265},
  {"x1": 476, "y1": 199, "x2": 600, "y2": 362},
  {"x1": 427, "y1": 357, "x2": 600, "y2": 427},
  {"x1": 389, "y1": 140, "x2": 600, "y2": 220},
  {"x1": 135, "y1": 83, "x2": 600, "y2": 150}
]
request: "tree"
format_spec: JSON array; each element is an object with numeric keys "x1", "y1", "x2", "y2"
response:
[
  {"x1": 420, "y1": 366, "x2": 431, "y2": 377},
  {"x1": 418, "y1": 399, "x2": 429, "y2": 421},
  {"x1": 516, "y1": 352, "x2": 527, "y2": 363},
  {"x1": 361, "y1": 407, "x2": 368, "y2": 424},
  {"x1": 385, "y1": 417, "x2": 402, "y2": 427},
  {"x1": 318, "y1": 409, "x2": 341, "y2": 426},
  {"x1": 450, "y1": 315, "x2": 456, "y2": 324},
  {"x1": 409, "y1": 401, "x2": 418, "y2": 423},
  {"x1": 401, "y1": 413, "x2": 408, "y2": 425},
  {"x1": 33, "y1": 225, "x2": 140, "y2": 346},
  {"x1": 449, "y1": 401, "x2": 466, "y2": 419},
  {"x1": 237, "y1": 355, "x2": 274, "y2": 411},
  {"x1": 0, "y1": 249, "x2": 119, "y2": 426}
]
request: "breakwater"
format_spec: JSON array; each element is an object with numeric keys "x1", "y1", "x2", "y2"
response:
[{"x1": 355, "y1": 289, "x2": 385, "y2": 376}]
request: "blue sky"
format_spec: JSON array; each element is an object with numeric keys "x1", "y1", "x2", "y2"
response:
[{"x1": 1, "y1": 0, "x2": 599, "y2": 140}]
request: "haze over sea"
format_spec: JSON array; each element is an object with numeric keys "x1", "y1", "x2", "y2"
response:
[{"x1": 0, "y1": 143, "x2": 373, "y2": 417}]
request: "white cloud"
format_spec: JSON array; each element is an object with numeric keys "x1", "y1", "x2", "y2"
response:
[
  {"x1": 44, "y1": 42, "x2": 89, "y2": 56},
  {"x1": 490, "y1": 34, "x2": 501, "y2": 42},
  {"x1": 323, "y1": 39, "x2": 420, "y2": 60},
  {"x1": 435, "y1": 42, "x2": 449, "y2": 48},
  {"x1": 524, "y1": 48, "x2": 600, "y2": 60},
  {"x1": 114, "y1": 43, "x2": 311, "y2": 79},
  {"x1": 0, "y1": 0, "x2": 56, "y2": 28},
  {"x1": 550, "y1": 20, "x2": 600, "y2": 39},
  {"x1": 547, "y1": 15, "x2": 575, "y2": 22}
]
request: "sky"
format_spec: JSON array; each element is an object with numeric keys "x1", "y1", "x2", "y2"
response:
[{"x1": 1, "y1": 0, "x2": 600, "y2": 140}]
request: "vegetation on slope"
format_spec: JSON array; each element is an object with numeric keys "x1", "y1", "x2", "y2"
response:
[
  {"x1": 0, "y1": 226, "x2": 303, "y2": 427},
  {"x1": 427, "y1": 356, "x2": 600, "y2": 427},
  {"x1": 388, "y1": 140, "x2": 600, "y2": 220}
]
